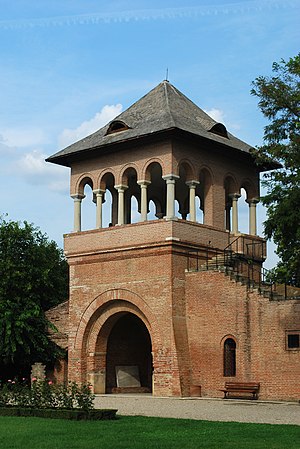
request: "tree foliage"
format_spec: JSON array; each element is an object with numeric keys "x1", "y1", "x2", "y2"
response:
[
  {"x1": 251, "y1": 54, "x2": 300, "y2": 286},
  {"x1": 0, "y1": 217, "x2": 68, "y2": 377}
]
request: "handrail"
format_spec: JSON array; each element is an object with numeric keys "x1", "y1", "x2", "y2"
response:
[{"x1": 186, "y1": 240, "x2": 294, "y2": 300}]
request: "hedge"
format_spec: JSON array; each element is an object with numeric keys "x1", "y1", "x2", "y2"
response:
[{"x1": 0, "y1": 407, "x2": 118, "y2": 420}]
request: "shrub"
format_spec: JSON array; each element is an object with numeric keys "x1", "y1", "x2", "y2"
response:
[
  {"x1": 0, "y1": 379, "x2": 95, "y2": 411},
  {"x1": 0, "y1": 407, "x2": 117, "y2": 420}
]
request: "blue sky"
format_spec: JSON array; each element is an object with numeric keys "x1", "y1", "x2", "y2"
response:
[{"x1": 0, "y1": 0, "x2": 299, "y2": 268}]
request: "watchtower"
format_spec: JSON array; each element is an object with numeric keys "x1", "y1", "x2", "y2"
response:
[{"x1": 47, "y1": 82, "x2": 299, "y2": 400}]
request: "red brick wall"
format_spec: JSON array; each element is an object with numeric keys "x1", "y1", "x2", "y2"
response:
[
  {"x1": 46, "y1": 301, "x2": 69, "y2": 384},
  {"x1": 46, "y1": 301, "x2": 69, "y2": 350},
  {"x1": 185, "y1": 270, "x2": 300, "y2": 401},
  {"x1": 62, "y1": 220, "x2": 300, "y2": 400},
  {"x1": 50, "y1": 219, "x2": 300, "y2": 401}
]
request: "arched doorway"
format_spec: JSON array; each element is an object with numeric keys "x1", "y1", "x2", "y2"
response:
[{"x1": 105, "y1": 313, "x2": 152, "y2": 393}]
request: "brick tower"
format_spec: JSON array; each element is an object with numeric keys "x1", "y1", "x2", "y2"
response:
[{"x1": 47, "y1": 81, "x2": 300, "y2": 400}]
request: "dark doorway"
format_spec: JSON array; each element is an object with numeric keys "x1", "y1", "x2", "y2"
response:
[{"x1": 105, "y1": 313, "x2": 152, "y2": 393}]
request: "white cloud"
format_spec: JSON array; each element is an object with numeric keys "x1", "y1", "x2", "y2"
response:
[
  {"x1": 17, "y1": 150, "x2": 48, "y2": 175},
  {"x1": 204, "y1": 108, "x2": 225, "y2": 123},
  {"x1": 15, "y1": 149, "x2": 69, "y2": 192},
  {"x1": 204, "y1": 108, "x2": 241, "y2": 132},
  {"x1": 58, "y1": 104, "x2": 123, "y2": 148}
]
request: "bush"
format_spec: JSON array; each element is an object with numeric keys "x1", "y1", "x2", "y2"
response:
[{"x1": 0, "y1": 379, "x2": 95, "y2": 411}]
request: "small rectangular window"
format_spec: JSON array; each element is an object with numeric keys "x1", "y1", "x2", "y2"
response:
[{"x1": 286, "y1": 332, "x2": 300, "y2": 350}]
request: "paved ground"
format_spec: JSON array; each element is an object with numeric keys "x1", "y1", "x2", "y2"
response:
[{"x1": 94, "y1": 395, "x2": 300, "y2": 426}]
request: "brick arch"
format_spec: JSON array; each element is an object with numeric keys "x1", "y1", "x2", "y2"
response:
[
  {"x1": 75, "y1": 288, "x2": 162, "y2": 354},
  {"x1": 142, "y1": 158, "x2": 165, "y2": 181},
  {"x1": 74, "y1": 173, "x2": 95, "y2": 195},
  {"x1": 221, "y1": 334, "x2": 237, "y2": 377},
  {"x1": 220, "y1": 334, "x2": 238, "y2": 348},
  {"x1": 86, "y1": 300, "x2": 153, "y2": 355},
  {"x1": 224, "y1": 173, "x2": 239, "y2": 195},
  {"x1": 199, "y1": 165, "x2": 214, "y2": 185},
  {"x1": 240, "y1": 178, "x2": 258, "y2": 201},
  {"x1": 178, "y1": 159, "x2": 196, "y2": 181},
  {"x1": 96, "y1": 169, "x2": 117, "y2": 190},
  {"x1": 118, "y1": 163, "x2": 139, "y2": 186}
]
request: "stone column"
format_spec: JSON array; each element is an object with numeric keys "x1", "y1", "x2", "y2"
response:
[
  {"x1": 137, "y1": 180, "x2": 151, "y2": 222},
  {"x1": 186, "y1": 180, "x2": 199, "y2": 222},
  {"x1": 115, "y1": 185, "x2": 128, "y2": 225},
  {"x1": 93, "y1": 189, "x2": 105, "y2": 228},
  {"x1": 247, "y1": 198, "x2": 259, "y2": 235},
  {"x1": 225, "y1": 201, "x2": 231, "y2": 231},
  {"x1": 71, "y1": 194, "x2": 85, "y2": 232},
  {"x1": 229, "y1": 193, "x2": 241, "y2": 234},
  {"x1": 162, "y1": 174, "x2": 179, "y2": 220}
]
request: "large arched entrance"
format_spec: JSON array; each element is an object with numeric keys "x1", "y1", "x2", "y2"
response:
[{"x1": 105, "y1": 313, "x2": 152, "y2": 393}]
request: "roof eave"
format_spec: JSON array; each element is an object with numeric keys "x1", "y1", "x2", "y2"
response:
[
  {"x1": 45, "y1": 128, "x2": 178, "y2": 167},
  {"x1": 46, "y1": 127, "x2": 276, "y2": 172}
]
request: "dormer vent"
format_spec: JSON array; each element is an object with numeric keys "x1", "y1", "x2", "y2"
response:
[
  {"x1": 106, "y1": 120, "x2": 129, "y2": 135},
  {"x1": 209, "y1": 123, "x2": 228, "y2": 138}
]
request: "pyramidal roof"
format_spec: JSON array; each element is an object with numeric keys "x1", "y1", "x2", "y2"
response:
[{"x1": 47, "y1": 81, "x2": 252, "y2": 166}]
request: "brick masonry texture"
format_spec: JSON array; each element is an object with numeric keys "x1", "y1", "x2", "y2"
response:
[
  {"x1": 46, "y1": 116, "x2": 299, "y2": 401},
  {"x1": 49, "y1": 220, "x2": 300, "y2": 401}
]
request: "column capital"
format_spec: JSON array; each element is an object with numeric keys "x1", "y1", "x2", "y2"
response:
[
  {"x1": 71, "y1": 193, "x2": 85, "y2": 201},
  {"x1": 114, "y1": 184, "x2": 129, "y2": 192},
  {"x1": 93, "y1": 189, "x2": 105, "y2": 196},
  {"x1": 229, "y1": 193, "x2": 241, "y2": 201},
  {"x1": 162, "y1": 174, "x2": 180, "y2": 182},
  {"x1": 186, "y1": 180, "x2": 200, "y2": 188},
  {"x1": 137, "y1": 180, "x2": 151, "y2": 187},
  {"x1": 246, "y1": 198, "x2": 260, "y2": 205}
]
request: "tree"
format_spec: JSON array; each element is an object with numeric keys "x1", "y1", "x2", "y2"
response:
[
  {"x1": 251, "y1": 54, "x2": 300, "y2": 286},
  {"x1": 0, "y1": 217, "x2": 68, "y2": 378}
]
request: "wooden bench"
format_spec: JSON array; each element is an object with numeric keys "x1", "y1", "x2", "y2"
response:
[{"x1": 221, "y1": 382, "x2": 260, "y2": 399}]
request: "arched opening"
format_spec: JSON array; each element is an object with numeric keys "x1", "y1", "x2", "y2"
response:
[
  {"x1": 223, "y1": 338, "x2": 236, "y2": 377},
  {"x1": 195, "y1": 196, "x2": 204, "y2": 223},
  {"x1": 106, "y1": 120, "x2": 129, "y2": 135},
  {"x1": 148, "y1": 199, "x2": 157, "y2": 220},
  {"x1": 81, "y1": 181, "x2": 94, "y2": 231},
  {"x1": 102, "y1": 189, "x2": 113, "y2": 228},
  {"x1": 130, "y1": 196, "x2": 140, "y2": 223},
  {"x1": 209, "y1": 123, "x2": 228, "y2": 138},
  {"x1": 174, "y1": 199, "x2": 180, "y2": 219},
  {"x1": 105, "y1": 313, "x2": 152, "y2": 393},
  {"x1": 238, "y1": 188, "x2": 248, "y2": 234},
  {"x1": 146, "y1": 162, "x2": 165, "y2": 219},
  {"x1": 122, "y1": 167, "x2": 139, "y2": 224},
  {"x1": 100, "y1": 172, "x2": 116, "y2": 227}
]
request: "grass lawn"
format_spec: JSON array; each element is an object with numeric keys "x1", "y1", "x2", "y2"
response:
[{"x1": 0, "y1": 415, "x2": 299, "y2": 449}]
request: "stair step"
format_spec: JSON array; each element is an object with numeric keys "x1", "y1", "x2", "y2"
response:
[{"x1": 191, "y1": 252, "x2": 288, "y2": 301}]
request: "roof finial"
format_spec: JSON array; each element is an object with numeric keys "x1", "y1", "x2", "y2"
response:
[{"x1": 165, "y1": 68, "x2": 169, "y2": 82}]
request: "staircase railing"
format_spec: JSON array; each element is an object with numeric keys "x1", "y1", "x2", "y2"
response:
[{"x1": 186, "y1": 237, "x2": 298, "y2": 301}]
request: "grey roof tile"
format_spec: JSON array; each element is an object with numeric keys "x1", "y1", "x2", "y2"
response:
[{"x1": 47, "y1": 81, "x2": 252, "y2": 165}]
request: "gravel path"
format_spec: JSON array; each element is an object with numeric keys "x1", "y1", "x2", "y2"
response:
[{"x1": 94, "y1": 395, "x2": 300, "y2": 426}]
